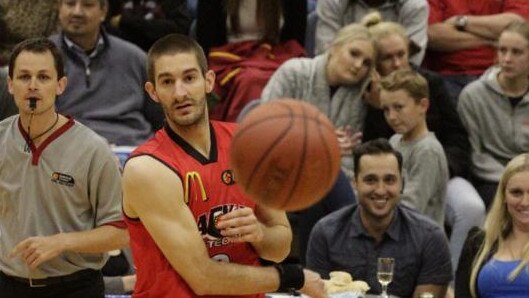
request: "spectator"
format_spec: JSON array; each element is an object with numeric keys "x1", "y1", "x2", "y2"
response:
[
  {"x1": 195, "y1": 0, "x2": 307, "y2": 122},
  {"x1": 364, "y1": 15, "x2": 485, "y2": 272},
  {"x1": 426, "y1": 0, "x2": 529, "y2": 102},
  {"x1": 315, "y1": 0, "x2": 428, "y2": 66},
  {"x1": 50, "y1": 0, "x2": 163, "y2": 146},
  {"x1": 306, "y1": 138, "x2": 452, "y2": 298},
  {"x1": 0, "y1": 37, "x2": 127, "y2": 298},
  {"x1": 261, "y1": 23, "x2": 376, "y2": 178},
  {"x1": 106, "y1": 0, "x2": 192, "y2": 52},
  {"x1": 379, "y1": 69, "x2": 449, "y2": 226},
  {"x1": 458, "y1": 21, "x2": 529, "y2": 208},
  {"x1": 122, "y1": 34, "x2": 326, "y2": 298},
  {"x1": 456, "y1": 153, "x2": 529, "y2": 297}
]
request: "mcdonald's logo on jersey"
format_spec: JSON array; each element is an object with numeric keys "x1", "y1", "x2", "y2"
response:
[{"x1": 184, "y1": 171, "x2": 208, "y2": 204}]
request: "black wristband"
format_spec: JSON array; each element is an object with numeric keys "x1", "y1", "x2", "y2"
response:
[{"x1": 273, "y1": 263, "x2": 305, "y2": 293}]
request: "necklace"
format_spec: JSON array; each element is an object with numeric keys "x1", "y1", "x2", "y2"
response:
[{"x1": 30, "y1": 113, "x2": 59, "y2": 141}]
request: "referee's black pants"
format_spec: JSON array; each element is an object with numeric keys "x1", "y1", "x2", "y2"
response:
[{"x1": 0, "y1": 269, "x2": 104, "y2": 298}]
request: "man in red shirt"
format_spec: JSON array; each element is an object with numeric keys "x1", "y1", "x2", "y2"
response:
[{"x1": 122, "y1": 33, "x2": 326, "y2": 298}]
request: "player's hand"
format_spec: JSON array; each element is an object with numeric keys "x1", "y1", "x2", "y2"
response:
[
  {"x1": 9, "y1": 235, "x2": 66, "y2": 270},
  {"x1": 336, "y1": 126, "x2": 362, "y2": 156},
  {"x1": 444, "y1": 15, "x2": 458, "y2": 25},
  {"x1": 216, "y1": 207, "x2": 264, "y2": 244},
  {"x1": 300, "y1": 269, "x2": 328, "y2": 298}
]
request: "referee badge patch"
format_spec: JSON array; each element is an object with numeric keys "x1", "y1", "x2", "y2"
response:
[{"x1": 51, "y1": 172, "x2": 75, "y2": 187}]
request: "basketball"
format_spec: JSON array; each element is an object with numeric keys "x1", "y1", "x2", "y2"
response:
[{"x1": 230, "y1": 99, "x2": 341, "y2": 211}]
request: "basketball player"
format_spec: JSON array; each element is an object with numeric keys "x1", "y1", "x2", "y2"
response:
[
  {"x1": 122, "y1": 34, "x2": 326, "y2": 298},
  {"x1": 0, "y1": 38, "x2": 128, "y2": 297}
]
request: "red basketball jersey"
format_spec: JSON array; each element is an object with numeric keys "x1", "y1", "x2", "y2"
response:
[{"x1": 125, "y1": 121, "x2": 263, "y2": 298}]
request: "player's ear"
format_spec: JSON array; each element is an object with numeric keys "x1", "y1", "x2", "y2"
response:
[
  {"x1": 145, "y1": 82, "x2": 160, "y2": 103},
  {"x1": 205, "y1": 70, "x2": 215, "y2": 93}
]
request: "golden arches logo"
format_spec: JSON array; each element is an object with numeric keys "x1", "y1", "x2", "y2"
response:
[{"x1": 184, "y1": 171, "x2": 208, "y2": 204}]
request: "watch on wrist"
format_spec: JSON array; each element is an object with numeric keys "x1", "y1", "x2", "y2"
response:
[{"x1": 455, "y1": 15, "x2": 468, "y2": 31}]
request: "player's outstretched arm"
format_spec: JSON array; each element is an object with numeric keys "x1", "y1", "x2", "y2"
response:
[
  {"x1": 123, "y1": 156, "x2": 327, "y2": 297},
  {"x1": 216, "y1": 204, "x2": 292, "y2": 262}
]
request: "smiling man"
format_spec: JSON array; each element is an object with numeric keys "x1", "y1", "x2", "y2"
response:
[{"x1": 306, "y1": 138, "x2": 452, "y2": 298}]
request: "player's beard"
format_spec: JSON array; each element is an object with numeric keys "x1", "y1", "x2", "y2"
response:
[{"x1": 163, "y1": 94, "x2": 208, "y2": 131}]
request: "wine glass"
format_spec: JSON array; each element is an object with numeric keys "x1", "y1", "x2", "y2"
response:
[{"x1": 377, "y1": 257, "x2": 395, "y2": 298}]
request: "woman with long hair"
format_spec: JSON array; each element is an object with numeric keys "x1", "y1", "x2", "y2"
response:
[
  {"x1": 261, "y1": 23, "x2": 376, "y2": 178},
  {"x1": 456, "y1": 153, "x2": 529, "y2": 297}
]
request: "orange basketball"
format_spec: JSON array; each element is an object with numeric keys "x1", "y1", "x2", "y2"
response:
[{"x1": 230, "y1": 99, "x2": 341, "y2": 211}]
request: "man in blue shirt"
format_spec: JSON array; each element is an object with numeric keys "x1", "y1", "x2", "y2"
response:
[{"x1": 306, "y1": 138, "x2": 452, "y2": 297}]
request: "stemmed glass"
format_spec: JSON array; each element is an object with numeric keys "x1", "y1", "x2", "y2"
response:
[{"x1": 377, "y1": 257, "x2": 395, "y2": 298}]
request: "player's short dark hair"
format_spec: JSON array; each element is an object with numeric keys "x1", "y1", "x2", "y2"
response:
[
  {"x1": 353, "y1": 138, "x2": 403, "y2": 178},
  {"x1": 147, "y1": 34, "x2": 208, "y2": 83},
  {"x1": 8, "y1": 38, "x2": 65, "y2": 80}
]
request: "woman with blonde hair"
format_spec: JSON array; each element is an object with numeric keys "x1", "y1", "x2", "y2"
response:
[
  {"x1": 456, "y1": 153, "x2": 529, "y2": 297},
  {"x1": 261, "y1": 23, "x2": 377, "y2": 178}
]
